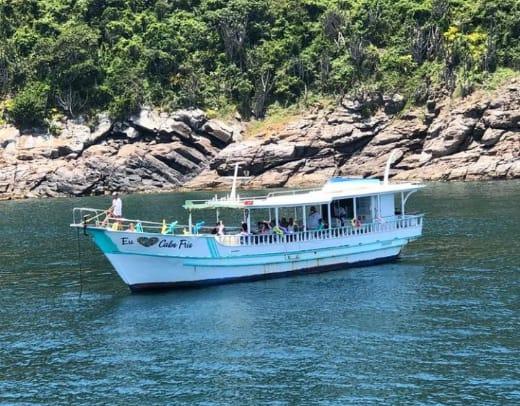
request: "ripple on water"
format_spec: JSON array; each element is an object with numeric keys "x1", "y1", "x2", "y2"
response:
[{"x1": 0, "y1": 182, "x2": 519, "y2": 404}]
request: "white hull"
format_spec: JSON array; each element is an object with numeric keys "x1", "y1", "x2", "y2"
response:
[
  {"x1": 85, "y1": 215, "x2": 422, "y2": 290},
  {"x1": 107, "y1": 245, "x2": 403, "y2": 290}
]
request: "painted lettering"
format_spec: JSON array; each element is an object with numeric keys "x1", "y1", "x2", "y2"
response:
[
  {"x1": 178, "y1": 239, "x2": 193, "y2": 249},
  {"x1": 121, "y1": 237, "x2": 134, "y2": 245},
  {"x1": 157, "y1": 238, "x2": 193, "y2": 249}
]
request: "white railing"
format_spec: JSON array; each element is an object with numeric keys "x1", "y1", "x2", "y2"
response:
[
  {"x1": 216, "y1": 214, "x2": 423, "y2": 246},
  {"x1": 72, "y1": 207, "x2": 186, "y2": 234}
]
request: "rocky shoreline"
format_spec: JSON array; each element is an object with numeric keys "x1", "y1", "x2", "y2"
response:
[{"x1": 1, "y1": 81, "x2": 519, "y2": 200}]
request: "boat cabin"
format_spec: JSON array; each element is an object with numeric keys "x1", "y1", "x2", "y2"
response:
[{"x1": 183, "y1": 177, "x2": 421, "y2": 237}]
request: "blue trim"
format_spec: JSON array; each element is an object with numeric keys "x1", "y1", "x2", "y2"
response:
[
  {"x1": 206, "y1": 238, "x2": 219, "y2": 258},
  {"x1": 90, "y1": 229, "x2": 119, "y2": 253},
  {"x1": 128, "y1": 255, "x2": 400, "y2": 292},
  {"x1": 104, "y1": 238, "x2": 408, "y2": 263}
]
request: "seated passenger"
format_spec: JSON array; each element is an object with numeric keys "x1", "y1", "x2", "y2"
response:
[
  {"x1": 239, "y1": 222, "x2": 249, "y2": 235},
  {"x1": 259, "y1": 222, "x2": 270, "y2": 235},
  {"x1": 279, "y1": 217, "x2": 289, "y2": 234}
]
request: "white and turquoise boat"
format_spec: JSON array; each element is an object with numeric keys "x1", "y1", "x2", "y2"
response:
[{"x1": 71, "y1": 158, "x2": 424, "y2": 291}]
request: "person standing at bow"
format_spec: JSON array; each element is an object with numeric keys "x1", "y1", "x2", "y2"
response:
[{"x1": 110, "y1": 192, "x2": 123, "y2": 219}]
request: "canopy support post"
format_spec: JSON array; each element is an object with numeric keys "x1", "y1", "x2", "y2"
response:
[
  {"x1": 188, "y1": 210, "x2": 193, "y2": 233},
  {"x1": 302, "y1": 206, "x2": 307, "y2": 231},
  {"x1": 327, "y1": 203, "x2": 332, "y2": 229},
  {"x1": 402, "y1": 190, "x2": 417, "y2": 216},
  {"x1": 353, "y1": 197, "x2": 357, "y2": 220}
]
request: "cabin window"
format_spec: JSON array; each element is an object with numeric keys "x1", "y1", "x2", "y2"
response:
[
  {"x1": 357, "y1": 196, "x2": 372, "y2": 222},
  {"x1": 331, "y1": 199, "x2": 354, "y2": 219},
  {"x1": 379, "y1": 194, "x2": 395, "y2": 218}
]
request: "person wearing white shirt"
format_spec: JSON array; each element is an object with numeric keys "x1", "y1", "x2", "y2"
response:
[
  {"x1": 307, "y1": 206, "x2": 322, "y2": 230},
  {"x1": 110, "y1": 192, "x2": 123, "y2": 218},
  {"x1": 333, "y1": 204, "x2": 347, "y2": 226}
]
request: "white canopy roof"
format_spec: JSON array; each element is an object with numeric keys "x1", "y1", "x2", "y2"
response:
[{"x1": 184, "y1": 178, "x2": 424, "y2": 210}]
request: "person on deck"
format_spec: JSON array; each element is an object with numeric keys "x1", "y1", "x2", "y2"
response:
[
  {"x1": 239, "y1": 222, "x2": 249, "y2": 235},
  {"x1": 287, "y1": 218, "x2": 296, "y2": 233},
  {"x1": 333, "y1": 204, "x2": 347, "y2": 226},
  {"x1": 217, "y1": 220, "x2": 225, "y2": 236},
  {"x1": 307, "y1": 206, "x2": 322, "y2": 230},
  {"x1": 110, "y1": 192, "x2": 123, "y2": 218}
]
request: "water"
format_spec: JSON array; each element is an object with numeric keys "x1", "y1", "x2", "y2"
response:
[{"x1": 0, "y1": 182, "x2": 519, "y2": 404}]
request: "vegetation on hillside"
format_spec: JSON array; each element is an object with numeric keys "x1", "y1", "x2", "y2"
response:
[{"x1": 0, "y1": 0, "x2": 519, "y2": 127}]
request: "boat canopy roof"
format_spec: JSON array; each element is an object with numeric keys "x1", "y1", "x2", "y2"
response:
[{"x1": 183, "y1": 177, "x2": 424, "y2": 211}]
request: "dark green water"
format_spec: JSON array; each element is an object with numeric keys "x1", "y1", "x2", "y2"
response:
[{"x1": 1, "y1": 182, "x2": 519, "y2": 404}]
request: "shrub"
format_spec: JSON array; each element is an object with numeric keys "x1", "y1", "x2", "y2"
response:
[{"x1": 8, "y1": 82, "x2": 50, "y2": 127}]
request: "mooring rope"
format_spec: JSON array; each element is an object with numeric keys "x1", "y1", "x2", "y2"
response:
[{"x1": 76, "y1": 227, "x2": 83, "y2": 299}]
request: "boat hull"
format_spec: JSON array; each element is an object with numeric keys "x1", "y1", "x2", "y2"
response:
[
  {"x1": 125, "y1": 253, "x2": 400, "y2": 291},
  {"x1": 84, "y1": 215, "x2": 422, "y2": 291},
  {"x1": 104, "y1": 242, "x2": 404, "y2": 291}
]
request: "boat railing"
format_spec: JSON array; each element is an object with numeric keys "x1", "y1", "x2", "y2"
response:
[
  {"x1": 72, "y1": 207, "x2": 242, "y2": 235},
  {"x1": 216, "y1": 214, "x2": 424, "y2": 246},
  {"x1": 72, "y1": 207, "x2": 184, "y2": 233}
]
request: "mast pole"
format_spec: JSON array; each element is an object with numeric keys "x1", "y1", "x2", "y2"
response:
[
  {"x1": 230, "y1": 163, "x2": 239, "y2": 201},
  {"x1": 384, "y1": 149, "x2": 399, "y2": 185}
]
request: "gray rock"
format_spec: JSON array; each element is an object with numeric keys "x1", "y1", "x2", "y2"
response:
[
  {"x1": 201, "y1": 119, "x2": 234, "y2": 144},
  {"x1": 480, "y1": 128, "x2": 505, "y2": 146},
  {"x1": 173, "y1": 109, "x2": 207, "y2": 130}
]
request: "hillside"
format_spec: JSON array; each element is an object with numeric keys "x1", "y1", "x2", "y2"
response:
[
  {"x1": 1, "y1": 0, "x2": 519, "y2": 125},
  {"x1": 0, "y1": 0, "x2": 519, "y2": 200}
]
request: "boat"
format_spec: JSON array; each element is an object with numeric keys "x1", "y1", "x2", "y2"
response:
[{"x1": 71, "y1": 153, "x2": 424, "y2": 291}]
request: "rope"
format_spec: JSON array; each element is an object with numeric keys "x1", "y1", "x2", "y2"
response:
[{"x1": 76, "y1": 227, "x2": 83, "y2": 299}]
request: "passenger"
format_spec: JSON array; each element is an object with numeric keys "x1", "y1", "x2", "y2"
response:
[
  {"x1": 307, "y1": 206, "x2": 322, "y2": 230},
  {"x1": 217, "y1": 220, "x2": 225, "y2": 236},
  {"x1": 127, "y1": 223, "x2": 135, "y2": 232},
  {"x1": 287, "y1": 218, "x2": 296, "y2": 234},
  {"x1": 211, "y1": 223, "x2": 219, "y2": 234},
  {"x1": 278, "y1": 217, "x2": 289, "y2": 234},
  {"x1": 333, "y1": 205, "x2": 347, "y2": 226},
  {"x1": 109, "y1": 192, "x2": 123, "y2": 219},
  {"x1": 239, "y1": 222, "x2": 249, "y2": 235},
  {"x1": 259, "y1": 222, "x2": 270, "y2": 234},
  {"x1": 272, "y1": 224, "x2": 284, "y2": 236}
]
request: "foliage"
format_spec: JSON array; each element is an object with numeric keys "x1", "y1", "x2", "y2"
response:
[
  {"x1": 7, "y1": 82, "x2": 50, "y2": 126},
  {"x1": 0, "y1": 0, "x2": 519, "y2": 126}
]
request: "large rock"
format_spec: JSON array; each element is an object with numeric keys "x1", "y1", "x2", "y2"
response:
[
  {"x1": 201, "y1": 119, "x2": 234, "y2": 144},
  {"x1": 0, "y1": 126, "x2": 20, "y2": 148},
  {"x1": 173, "y1": 109, "x2": 207, "y2": 130},
  {"x1": 480, "y1": 128, "x2": 505, "y2": 146},
  {"x1": 482, "y1": 109, "x2": 520, "y2": 129},
  {"x1": 423, "y1": 116, "x2": 476, "y2": 157}
]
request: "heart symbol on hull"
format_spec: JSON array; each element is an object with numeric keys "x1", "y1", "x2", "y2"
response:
[{"x1": 137, "y1": 237, "x2": 159, "y2": 247}]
